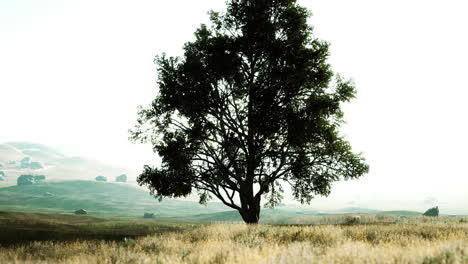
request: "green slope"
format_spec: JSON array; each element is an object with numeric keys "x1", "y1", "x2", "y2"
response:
[
  {"x1": 0, "y1": 180, "x2": 230, "y2": 217},
  {"x1": 380, "y1": 210, "x2": 422, "y2": 216},
  {"x1": 0, "y1": 180, "x2": 428, "y2": 223}
]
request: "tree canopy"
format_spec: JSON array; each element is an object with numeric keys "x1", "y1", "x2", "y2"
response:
[
  {"x1": 423, "y1": 206, "x2": 439, "y2": 217},
  {"x1": 131, "y1": 0, "x2": 369, "y2": 223}
]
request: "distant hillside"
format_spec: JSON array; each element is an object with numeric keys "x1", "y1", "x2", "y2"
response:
[
  {"x1": 5, "y1": 142, "x2": 66, "y2": 162},
  {"x1": 0, "y1": 142, "x2": 137, "y2": 186},
  {"x1": 0, "y1": 180, "x2": 428, "y2": 223},
  {"x1": 0, "y1": 180, "x2": 231, "y2": 217}
]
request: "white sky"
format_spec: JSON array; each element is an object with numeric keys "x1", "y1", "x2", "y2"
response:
[{"x1": 1, "y1": 0, "x2": 467, "y2": 213}]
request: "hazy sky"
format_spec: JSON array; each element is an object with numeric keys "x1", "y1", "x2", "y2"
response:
[{"x1": 1, "y1": 0, "x2": 467, "y2": 213}]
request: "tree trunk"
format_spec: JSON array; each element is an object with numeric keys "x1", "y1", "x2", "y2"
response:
[
  {"x1": 239, "y1": 196, "x2": 261, "y2": 224},
  {"x1": 240, "y1": 208, "x2": 260, "y2": 224}
]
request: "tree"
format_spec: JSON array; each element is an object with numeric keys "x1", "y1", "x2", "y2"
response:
[
  {"x1": 116, "y1": 174, "x2": 128, "y2": 183},
  {"x1": 423, "y1": 206, "x2": 439, "y2": 217},
  {"x1": 131, "y1": 0, "x2": 369, "y2": 224},
  {"x1": 95, "y1": 176, "x2": 107, "y2": 182},
  {"x1": 17, "y1": 175, "x2": 34, "y2": 185},
  {"x1": 33, "y1": 175, "x2": 46, "y2": 183},
  {"x1": 17, "y1": 174, "x2": 46, "y2": 185}
]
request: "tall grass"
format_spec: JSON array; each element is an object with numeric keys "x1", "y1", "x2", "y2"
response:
[{"x1": 1, "y1": 214, "x2": 467, "y2": 263}]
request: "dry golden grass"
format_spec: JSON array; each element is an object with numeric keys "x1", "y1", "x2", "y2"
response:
[{"x1": 1, "y1": 215, "x2": 467, "y2": 264}]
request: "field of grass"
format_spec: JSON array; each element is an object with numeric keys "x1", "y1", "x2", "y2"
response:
[
  {"x1": 0, "y1": 211, "x2": 201, "y2": 246},
  {"x1": 1, "y1": 211, "x2": 468, "y2": 263}
]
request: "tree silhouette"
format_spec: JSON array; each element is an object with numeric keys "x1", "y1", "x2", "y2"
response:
[
  {"x1": 131, "y1": 0, "x2": 369, "y2": 223},
  {"x1": 423, "y1": 206, "x2": 439, "y2": 217}
]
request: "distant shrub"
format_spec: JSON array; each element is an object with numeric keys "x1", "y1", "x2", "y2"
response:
[
  {"x1": 116, "y1": 174, "x2": 127, "y2": 183},
  {"x1": 17, "y1": 175, "x2": 34, "y2": 185},
  {"x1": 34, "y1": 175, "x2": 46, "y2": 183},
  {"x1": 144, "y1": 213, "x2": 155, "y2": 218},
  {"x1": 95, "y1": 176, "x2": 107, "y2": 182},
  {"x1": 423, "y1": 206, "x2": 439, "y2": 217},
  {"x1": 344, "y1": 215, "x2": 361, "y2": 225},
  {"x1": 0, "y1": 171, "x2": 5, "y2": 177},
  {"x1": 75, "y1": 209, "x2": 88, "y2": 215},
  {"x1": 17, "y1": 174, "x2": 46, "y2": 185}
]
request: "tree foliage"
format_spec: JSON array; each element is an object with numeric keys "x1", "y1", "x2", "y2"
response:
[
  {"x1": 131, "y1": 0, "x2": 368, "y2": 223},
  {"x1": 95, "y1": 176, "x2": 107, "y2": 182},
  {"x1": 116, "y1": 174, "x2": 128, "y2": 183},
  {"x1": 423, "y1": 206, "x2": 439, "y2": 217},
  {"x1": 17, "y1": 175, "x2": 46, "y2": 185}
]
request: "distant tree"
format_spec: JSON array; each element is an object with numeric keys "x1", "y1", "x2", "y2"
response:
[
  {"x1": 17, "y1": 174, "x2": 46, "y2": 185},
  {"x1": 95, "y1": 176, "x2": 107, "y2": 182},
  {"x1": 33, "y1": 175, "x2": 46, "y2": 183},
  {"x1": 116, "y1": 174, "x2": 127, "y2": 183},
  {"x1": 144, "y1": 212, "x2": 155, "y2": 218},
  {"x1": 131, "y1": 0, "x2": 369, "y2": 224},
  {"x1": 0, "y1": 171, "x2": 5, "y2": 181},
  {"x1": 17, "y1": 175, "x2": 34, "y2": 185},
  {"x1": 75, "y1": 209, "x2": 88, "y2": 215},
  {"x1": 423, "y1": 206, "x2": 439, "y2": 217}
]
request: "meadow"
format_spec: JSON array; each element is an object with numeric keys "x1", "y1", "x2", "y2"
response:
[{"x1": 1, "y1": 212, "x2": 467, "y2": 264}]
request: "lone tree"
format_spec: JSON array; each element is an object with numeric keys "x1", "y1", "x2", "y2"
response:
[
  {"x1": 95, "y1": 176, "x2": 107, "y2": 182},
  {"x1": 116, "y1": 174, "x2": 128, "y2": 183},
  {"x1": 131, "y1": 0, "x2": 369, "y2": 224},
  {"x1": 423, "y1": 206, "x2": 439, "y2": 217},
  {"x1": 17, "y1": 175, "x2": 34, "y2": 185}
]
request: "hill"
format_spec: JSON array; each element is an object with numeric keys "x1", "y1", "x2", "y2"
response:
[
  {"x1": 0, "y1": 180, "x2": 231, "y2": 217},
  {"x1": 0, "y1": 142, "x2": 137, "y2": 187},
  {"x1": 0, "y1": 180, "x2": 427, "y2": 223},
  {"x1": 5, "y1": 142, "x2": 66, "y2": 162}
]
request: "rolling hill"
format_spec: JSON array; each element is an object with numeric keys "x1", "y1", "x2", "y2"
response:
[
  {"x1": 0, "y1": 142, "x2": 137, "y2": 186},
  {"x1": 0, "y1": 180, "x2": 231, "y2": 217},
  {"x1": 0, "y1": 180, "x2": 428, "y2": 223}
]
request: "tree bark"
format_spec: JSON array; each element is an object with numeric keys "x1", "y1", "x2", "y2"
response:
[
  {"x1": 239, "y1": 195, "x2": 261, "y2": 224},
  {"x1": 240, "y1": 208, "x2": 260, "y2": 224}
]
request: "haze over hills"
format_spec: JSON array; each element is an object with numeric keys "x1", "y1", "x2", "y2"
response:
[
  {"x1": 0, "y1": 141, "x2": 434, "y2": 221},
  {"x1": 0, "y1": 142, "x2": 138, "y2": 186},
  {"x1": 0, "y1": 180, "x2": 432, "y2": 223},
  {"x1": 0, "y1": 142, "x2": 464, "y2": 218}
]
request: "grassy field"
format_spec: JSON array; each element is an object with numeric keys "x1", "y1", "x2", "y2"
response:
[{"x1": 1, "y1": 212, "x2": 468, "y2": 263}]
